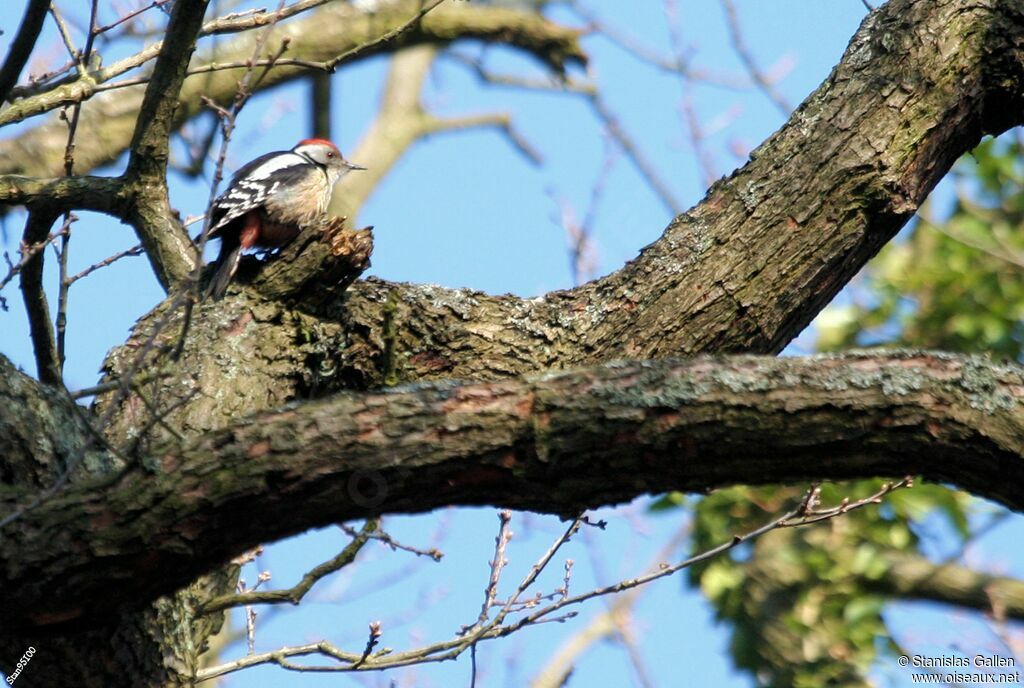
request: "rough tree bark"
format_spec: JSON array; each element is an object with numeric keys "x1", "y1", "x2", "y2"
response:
[{"x1": 1, "y1": 0, "x2": 1023, "y2": 686}]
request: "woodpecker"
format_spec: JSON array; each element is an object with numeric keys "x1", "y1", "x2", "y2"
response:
[{"x1": 203, "y1": 138, "x2": 365, "y2": 299}]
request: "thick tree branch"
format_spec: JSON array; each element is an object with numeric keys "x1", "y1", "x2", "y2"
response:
[
  {"x1": 0, "y1": 1, "x2": 585, "y2": 178},
  {"x1": 122, "y1": 0, "x2": 209, "y2": 289},
  {"x1": 329, "y1": 44, "x2": 438, "y2": 220},
  {"x1": 2, "y1": 350, "x2": 1023, "y2": 630},
  {"x1": 248, "y1": 217, "x2": 374, "y2": 300},
  {"x1": 328, "y1": 45, "x2": 542, "y2": 222},
  {"x1": 0, "y1": 174, "x2": 122, "y2": 212},
  {"x1": 0, "y1": 0, "x2": 49, "y2": 105},
  {"x1": 198, "y1": 518, "x2": 378, "y2": 614},
  {"x1": 19, "y1": 211, "x2": 62, "y2": 385},
  {"x1": 868, "y1": 552, "x2": 1024, "y2": 620},
  {"x1": 275, "y1": 0, "x2": 1024, "y2": 393}
]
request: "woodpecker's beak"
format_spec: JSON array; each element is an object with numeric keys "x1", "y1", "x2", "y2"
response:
[{"x1": 346, "y1": 162, "x2": 367, "y2": 171}]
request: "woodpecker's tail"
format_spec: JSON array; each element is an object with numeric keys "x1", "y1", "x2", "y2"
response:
[{"x1": 205, "y1": 241, "x2": 242, "y2": 301}]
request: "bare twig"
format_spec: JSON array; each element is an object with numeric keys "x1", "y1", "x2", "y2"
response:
[
  {"x1": 199, "y1": 519, "x2": 380, "y2": 614},
  {"x1": 48, "y1": 6, "x2": 82, "y2": 69},
  {"x1": 339, "y1": 522, "x2": 444, "y2": 561},
  {"x1": 446, "y1": 50, "x2": 596, "y2": 95},
  {"x1": 54, "y1": 0, "x2": 101, "y2": 376},
  {"x1": 661, "y1": 0, "x2": 727, "y2": 191},
  {"x1": 65, "y1": 244, "x2": 145, "y2": 285},
  {"x1": 68, "y1": 368, "x2": 173, "y2": 400},
  {"x1": 427, "y1": 111, "x2": 544, "y2": 165},
  {"x1": 43, "y1": 0, "x2": 450, "y2": 102},
  {"x1": 6, "y1": 0, "x2": 334, "y2": 104},
  {"x1": 0, "y1": 0, "x2": 49, "y2": 104},
  {"x1": 587, "y1": 93, "x2": 682, "y2": 216},
  {"x1": 236, "y1": 572, "x2": 273, "y2": 655},
  {"x1": 927, "y1": 221, "x2": 1024, "y2": 269},
  {"x1": 180, "y1": 1, "x2": 290, "y2": 343},
  {"x1": 323, "y1": 0, "x2": 448, "y2": 71},
  {"x1": 195, "y1": 481, "x2": 913, "y2": 682},
  {"x1": 355, "y1": 621, "x2": 383, "y2": 667},
  {"x1": 0, "y1": 221, "x2": 72, "y2": 310},
  {"x1": 781, "y1": 477, "x2": 914, "y2": 526},
  {"x1": 245, "y1": 605, "x2": 258, "y2": 654},
  {"x1": 570, "y1": 1, "x2": 749, "y2": 90},
  {"x1": 718, "y1": 0, "x2": 792, "y2": 116},
  {"x1": 679, "y1": 92, "x2": 720, "y2": 189},
  {"x1": 476, "y1": 511, "x2": 514, "y2": 626},
  {"x1": 19, "y1": 212, "x2": 67, "y2": 386},
  {"x1": 549, "y1": 142, "x2": 615, "y2": 285},
  {"x1": 95, "y1": 0, "x2": 174, "y2": 36},
  {"x1": 445, "y1": 45, "x2": 680, "y2": 215}
]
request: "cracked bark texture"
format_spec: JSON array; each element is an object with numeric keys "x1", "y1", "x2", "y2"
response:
[
  {"x1": 6, "y1": 351, "x2": 1024, "y2": 627},
  {"x1": 0, "y1": 0, "x2": 584, "y2": 178},
  {"x1": 152, "y1": 0, "x2": 1023, "y2": 398},
  {"x1": 1, "y1": 0, "x2": 1024, "y2": 686}
]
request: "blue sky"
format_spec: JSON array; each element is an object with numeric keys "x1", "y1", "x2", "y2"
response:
[{"x1": 1, "y1": 1, "x2": 1022, "y2": 686}]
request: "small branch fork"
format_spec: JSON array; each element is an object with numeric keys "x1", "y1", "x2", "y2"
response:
[
  {"x1": 3, "y1": 0, "x2": 334, "y2": 107},
  {"x1": 0, "y1": 0, "x2": 446, "y2": 529},
  {"x1": 0, "y1": 216, "x2": 74, "y2": 311},
  {"x1": 198, "y1": 519, "x2": 381, "y2": 615},
  {"x1": 0, "y1": 0, "x2": 452, "y2": 124},
  {"x1": 195, "y1": 481, "x2": 911, "y2": 682}
]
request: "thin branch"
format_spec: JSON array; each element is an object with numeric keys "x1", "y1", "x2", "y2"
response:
[
  {"x1": 926, "y1": 221, "x2": 1024, "y2": 269},
  {"x1": 0, "y1": 0, "x2": 49, "y2": 104},
  {"x1": 95, "y1": 0, "x2": 175, "y2": 35},
  {"x1": 781, "y1": 476, "x2": 915, "y2": 526},
  {"x1": 198, "y1": 519, "x2": 379, "y2": 614},
  {"x1": 123, "y1": 0, "x2": 211, "y2": 289},
  {"x1": 718, "y1": 0, "x2": 792, "y2": 116},
  {"x1": 570, "y1": 1, "x2": 749, "y2": 90},
  {"x1": 444, "y1": 49, "x2": 677, "y2": 214},
  {"x1": 54, "y1": 0, "x2": 101, "y2": 377},
  {"x1": 47, "y1": 5, "x2": 82, "y2": 69},
  {"x1": 322, "y1": 0, "x2": 449, "y2": 72},
  {"x1": 36, "y1": 0, "x2": 450, "y2": 101},
  {"x1": 549, "y1": 142, "x2": 615, "y2": 285},
  {"x1": 475, "y1": 511, "x2": 514, "y2": 627},
  {"x1": 0, "y1": 2, "x2": 585, "y2": 191},
  {"x1": 197, "y1": 484, "x2": 906, "y2": 681},
  {"x1": 19, "y1": 212, "x2": 65, "y2": 386},
  {"x1": 339, "y1": 522, "x2": 445, "y2": 561},
  {"x1": 67, "y1": 368, "x2": 173, "y2": 400},
  {"x1": 498, "y1": 490, "x2": 880, "y2": 636},
  {"x1": 424, "y1": 112, "x2": 544, "y2": 166},
  {"x1": 0, "y1": 221, "x2": 71, "y2": 311},
  {"x1": 5, "y1": 0, "x2": 333, "y2": 104},
  {"x1": 587, "y1": 92, "x2": 682, "y2": 216},
  {"x1": 65, "y1": 244, "x2": 145, "y2": 286},
  {"x1": 446, "y1": 50, "x2": 596, "y2": 95}
]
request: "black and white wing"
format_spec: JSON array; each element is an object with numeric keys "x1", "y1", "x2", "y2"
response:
[{"x1": 206, "y1": 151, "x2": 312, "y2": 235}]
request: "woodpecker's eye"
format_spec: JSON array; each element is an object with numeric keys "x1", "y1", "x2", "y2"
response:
[{"x1": 326, "y1": 151, "x2": 335, "y2": 158}]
